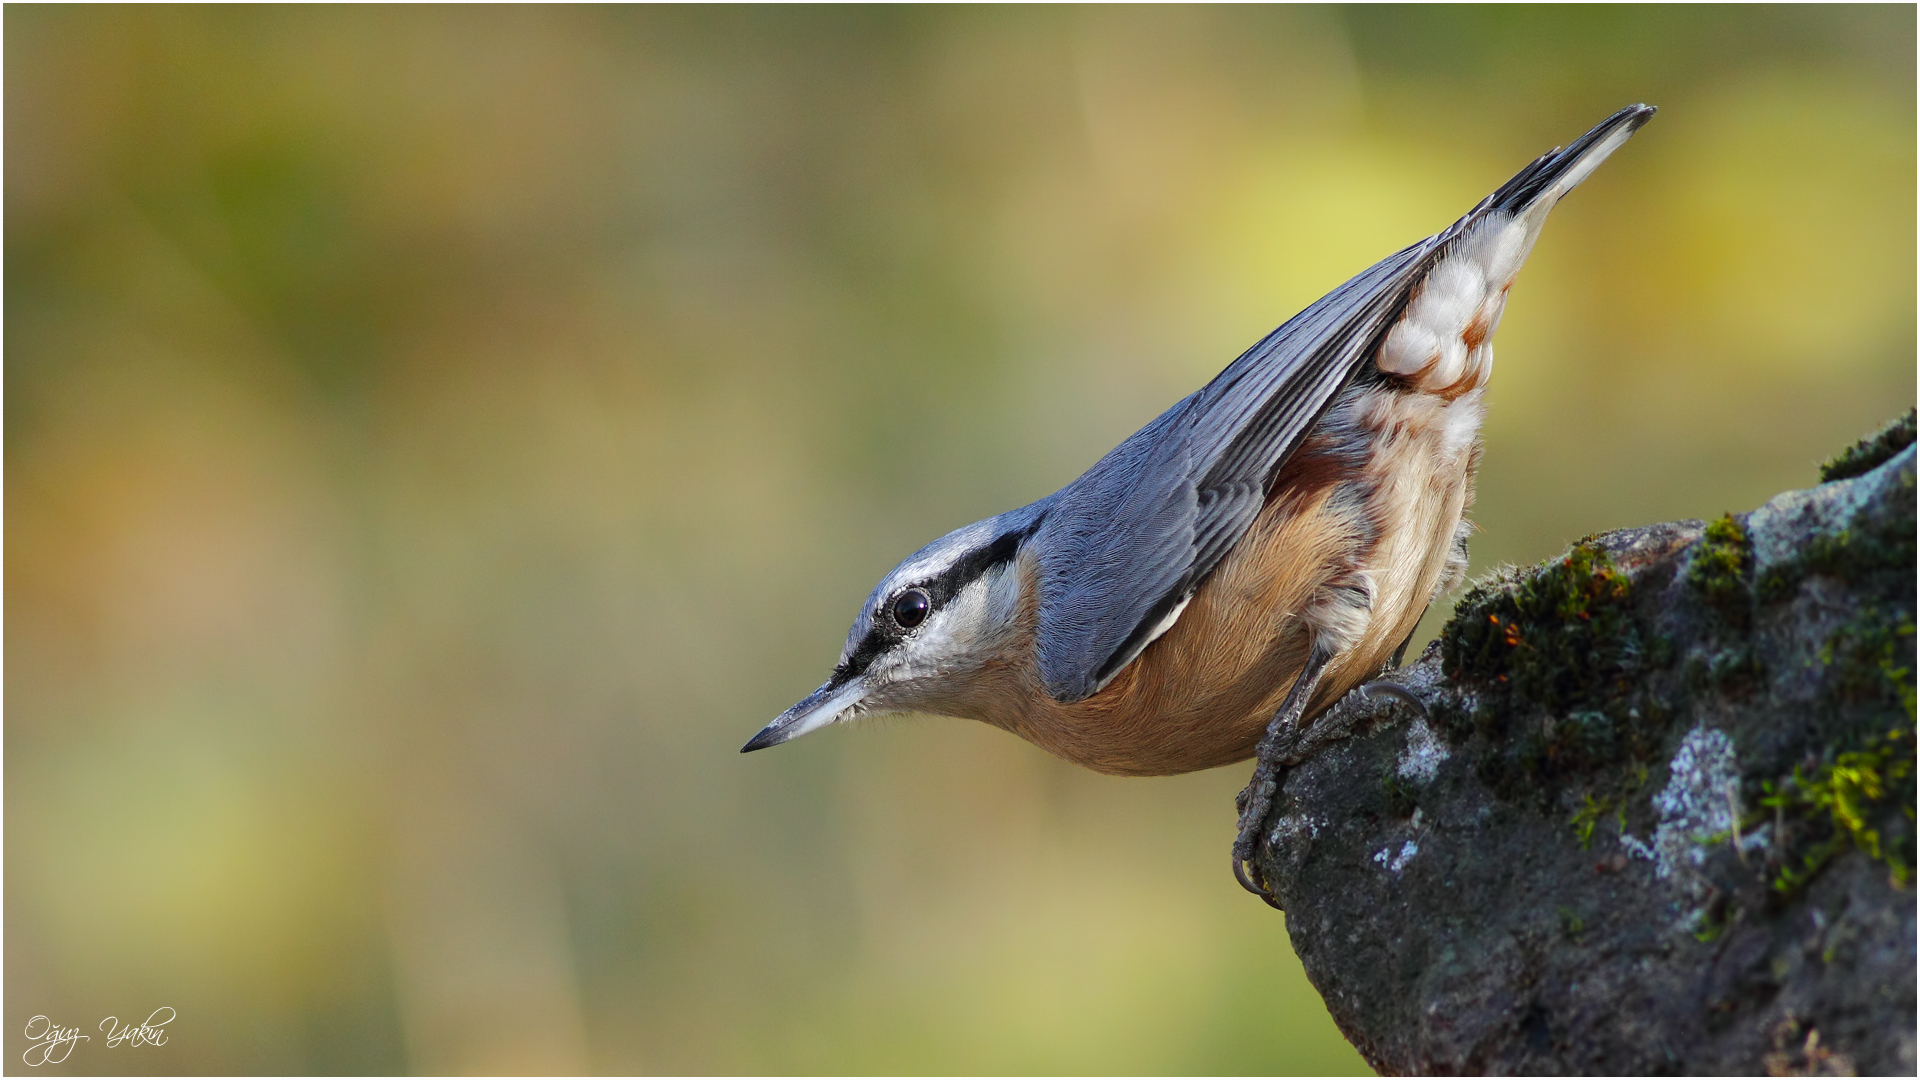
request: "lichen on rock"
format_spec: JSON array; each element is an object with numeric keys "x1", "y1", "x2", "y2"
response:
[
  {"x1": 1633, "y1": 724, "x2": 1740, "y2": 883},
  {"x1": 1396, "y1": 717, "x2": 1449, "y2": 785},
  {"x1": 1258, "y1": 422, "x2": 1916, "y2": 1075}
]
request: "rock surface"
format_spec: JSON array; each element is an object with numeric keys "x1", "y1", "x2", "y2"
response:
[{"x1": 1258, "y1": 433, "x2": 1916, "y2": 1076}]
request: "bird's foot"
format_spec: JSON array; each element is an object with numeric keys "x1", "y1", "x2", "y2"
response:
[
  {"x1": 1233, "y1": 671, "x2": 1429, "y2": 906},
  {"x1": 1288, "y1": 678, "x2": 1431, "y2": 762},
  {"x1": 1232, "y1": 714, "x2": 1302, "y2": 909},
  {"x1": 1232, "y1": 652, "x2": 1332, "y2": 908}
]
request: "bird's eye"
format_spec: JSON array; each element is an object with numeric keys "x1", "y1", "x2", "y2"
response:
[{"x1": 891, "y1": 588, "x2": 931, "y2": 629}]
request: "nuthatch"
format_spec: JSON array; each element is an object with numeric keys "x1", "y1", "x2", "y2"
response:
[{"x1": 745, "y1": 105, "x2": 1655, "y2": 904}]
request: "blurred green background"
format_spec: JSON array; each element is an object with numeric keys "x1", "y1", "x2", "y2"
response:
[{"x1": 6, "y1": 5, "x2": 1913, "y2": 1075}]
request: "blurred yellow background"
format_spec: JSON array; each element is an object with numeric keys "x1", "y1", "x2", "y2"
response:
[{"x1": 6, "y1": 6, "x2": 1913, "y2": 1075}]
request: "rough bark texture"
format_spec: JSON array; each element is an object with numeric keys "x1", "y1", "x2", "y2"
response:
[{"x1": 1258, "y1": 423, "x2": 1916, "y2": 1076}]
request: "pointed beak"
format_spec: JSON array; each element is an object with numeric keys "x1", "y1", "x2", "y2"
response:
[{"x1": 742, "y1": 676, "x2": 869, "y2": 753}]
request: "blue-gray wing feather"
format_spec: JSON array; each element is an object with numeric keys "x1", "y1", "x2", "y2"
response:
[
  {"x1": 1027, "y1": 242, "x2": 1432, "y2": 702},
  {"x1": 1027, "y1": 103, "x2": 1656, "y2": 703}
]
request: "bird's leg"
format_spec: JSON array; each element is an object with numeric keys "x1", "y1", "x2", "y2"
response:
[
  {"x1": 1355, "y1": 613, "x2": 1434, "y2": 727},
  {"x1": 1389, "y1": 614, "x2": 1425, "y2": 670},
  {"x1": 1232, "y1": 650, "x2": 1332, "y2": 907},
  {"x1": 1359, "y1": 611, "x2": 1436, "y2": 726}
]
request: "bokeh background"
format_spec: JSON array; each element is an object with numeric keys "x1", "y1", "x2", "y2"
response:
[{"x1": 6, "y1": 6, "x2": 1914, "y2": 1075}]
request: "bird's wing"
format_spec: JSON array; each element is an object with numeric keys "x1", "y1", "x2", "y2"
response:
[
  {"x1": 1027, "y1": 243, "x2": 1431, "y2": 702},
  {"x1": 1029, "y1": 105, "x2": 1655, "y2": 703}
]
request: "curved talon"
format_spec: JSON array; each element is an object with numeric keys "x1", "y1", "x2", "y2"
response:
[
  {"x1": 1231, "y1": 830, "x2": 1284, "y2": 908},
  {"x1": 1233, "y1": 853, "x2": 1284, "y2": 909},
  {"x1": 1233, "y1": 756, "x2": 1293, "y2": 906},
  {"x1": 1232, "y1": 849, "x2": 1264, "y2": 896},
  {"x1": 1357, "y1": 679, "x2": 1430, "y2": 720},
  {"x1": 1233, "y1": 770, "x2": 1279, "y2": 900}
]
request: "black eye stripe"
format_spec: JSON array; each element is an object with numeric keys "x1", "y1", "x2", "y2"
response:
[
  {"x1": 831, "y1": 522, "x2": 1033, "y2": 685},
  {"x1": 833, "y1": 630, "x2": 889, "y2": 687},
  {"x1": 924, "y1": 527, "x2": 1024, "y2": 608},
  {"x1": 878, "y1": 526, "x2": 1028, "y2": 629}
]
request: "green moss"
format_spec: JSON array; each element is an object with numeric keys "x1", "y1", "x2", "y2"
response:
[
  {"x1": 1438, "y1": 542, "x2": 1665, "y2": 805},
  {"x1": 1569, "y1": 793, "x2": 1607, "y2": 849},
  {"x1": 1821, "y1": 615, "x2": 1916, "y2": 719},
  {"x1": 1759, "y1": 413, "x2": 1915, "y2": 608},
  {"x1": 1686, "y1": 514, "x2": 1751, "y2": 624},
  {"x1": 1566, "y1": 765, "x2": 1649, "y2": 850},
  {"x1": 1819, "y1": 408, "x2": 1915, "y2": 483},
  {"x1": 1756, "y1": 460, "x2": 1916, "y2": 605},
  {"x1": 1761, "y1": 727, "x2": 1915, "y2": 892},
  {"x1": 1441, "y1": 540, "x2": 1637, "y2": 711}
]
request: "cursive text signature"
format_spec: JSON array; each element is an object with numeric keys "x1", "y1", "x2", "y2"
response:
[
  {"x1": 22, "y1": 1017, "x2": 87, "y2": 1067},
  {"x1": 100, "y1": 1008, "x2": 174, "y2": 1049},
  {"x1": 22, "y1": 1008, "x2": 173, "y2": 1065}
]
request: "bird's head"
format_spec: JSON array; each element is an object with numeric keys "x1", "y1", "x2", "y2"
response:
[{"x1": 742, "y1": 502, "x2": 1047, "y2": 753}]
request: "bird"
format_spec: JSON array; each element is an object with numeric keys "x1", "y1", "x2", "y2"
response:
[{"x1": 744, "y1": 104, "x2": 1655, "y2": 904}]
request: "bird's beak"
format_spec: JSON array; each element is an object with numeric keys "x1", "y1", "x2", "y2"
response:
[{"x1": 741, "y1": 676, "x2": 869, "y2": 753}]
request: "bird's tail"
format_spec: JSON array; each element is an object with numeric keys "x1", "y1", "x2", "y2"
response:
[
  {"x1": 1481, "y1": 103, "x2": 1656, "y2": 218},
  {"x1": 1375, "y1": 105, "x2": 1655, "y2": 389}
]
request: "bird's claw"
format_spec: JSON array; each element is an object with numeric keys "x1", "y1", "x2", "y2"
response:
[
  {"x1": 1232, "y1": 826, "x2": 1286, "y2": 909},
  {"x1": 1232, "y1": 731, "x2": 1293, "y2": 907},
  {"x1": 1233, "y1": 673, "x2": 1428, "y2": 906},
  {"x1": 1232, "y1": 849, "x2": 1284, "y2": 909},
  {"x1": 1355, "y1": 678, "x2": 1430, "y2": 721}
]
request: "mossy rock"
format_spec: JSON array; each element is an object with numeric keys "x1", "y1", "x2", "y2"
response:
[
  {"x1": 1821, "y1": 407, "x2": 1914, "y2": 483},
  {"x1": 1256, "y1": 419, "x2": 1916, "y2": 1075}
]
